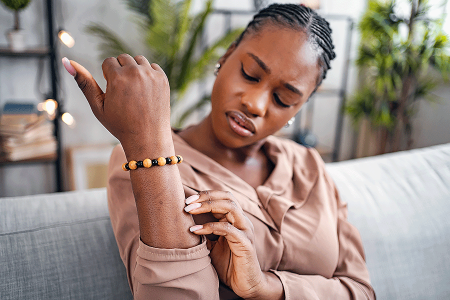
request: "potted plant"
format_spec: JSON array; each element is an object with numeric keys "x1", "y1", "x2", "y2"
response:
[
  {"x1": 85, "y1": 0, "x2": 243, "y2": 127},
  {"x1": 346, "y1": 0, "x2": 450, "y2": 157},
  {"x1": 0, "y1": 0, "x2": 32, "y2": 51}
]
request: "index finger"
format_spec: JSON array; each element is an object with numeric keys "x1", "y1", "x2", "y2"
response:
[{"x1": 185, "y1": 191, "x2": 249, "y2": 231}]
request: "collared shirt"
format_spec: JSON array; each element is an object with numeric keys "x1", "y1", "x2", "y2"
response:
[{"x1": 107, "y1": 132, "x2": 375, "y2": 300}]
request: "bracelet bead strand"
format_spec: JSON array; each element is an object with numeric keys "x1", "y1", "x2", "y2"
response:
[{"x1": 122, "y1": 155, "x2": 183, "y2": 171}]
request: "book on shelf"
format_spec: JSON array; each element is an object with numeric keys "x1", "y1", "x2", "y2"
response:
[
  {"x1": 1, "y1": 137, "x2": 57, "y2": 161},
  {"x1": 0, "y1": 102, "x2": 56, "y2": 161},
  {"x1": 0, "y1": 101, "x2": 46, "y2": 134}
]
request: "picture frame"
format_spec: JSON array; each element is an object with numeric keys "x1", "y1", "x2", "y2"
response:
[{"x1": 66, "y1": 143, "x2": 117, "y2": 190}]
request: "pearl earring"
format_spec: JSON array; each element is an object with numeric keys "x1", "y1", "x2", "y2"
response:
[
  {"x1": 214, "y1": 63, "x2": 221, "y2": 76},
  {"x1": 285, "y1": 117, "x2": 295, "y2": 128}
]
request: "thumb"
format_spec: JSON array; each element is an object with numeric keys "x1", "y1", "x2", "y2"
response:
[{"x1": 62, "y1": 57, "x2": 104, "y2": 118}]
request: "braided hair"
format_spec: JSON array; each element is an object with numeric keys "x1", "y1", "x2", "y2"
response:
[{"x1": 235, "y1": 4, "x2": 336, "y2": 88}]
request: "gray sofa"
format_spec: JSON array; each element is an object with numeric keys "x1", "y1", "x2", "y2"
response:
[{"x1": 1, "y1": 143, "x2": 449, "y2": 300}]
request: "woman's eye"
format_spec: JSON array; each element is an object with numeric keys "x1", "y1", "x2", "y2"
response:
[
  {"x1": 274, "y1": 93, "x2": 291, "y2": 108},
  {"x1": 241, "y1": 63, "x2": 259, "y2": 82}
]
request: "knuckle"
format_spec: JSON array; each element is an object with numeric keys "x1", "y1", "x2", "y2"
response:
[
  {"x1": 117, "y1": 53, "x2": 130, "y2": 59},
  {"x1": 199, "y1": 190, "x2": 208, "y2": 197},
  {"x1": 223, "y1": 222, "x2": 233, "y2": 232},
  {"x1": 102, "y1": 56, "x2": 115, "y2": 65},
  {"x1": 207, "y1": 222, "x2": 216, "y2": 231}
]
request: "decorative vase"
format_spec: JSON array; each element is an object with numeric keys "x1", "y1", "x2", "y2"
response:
[{"x1": 6, "y1": 30, "x2": 26, "y2": 52}]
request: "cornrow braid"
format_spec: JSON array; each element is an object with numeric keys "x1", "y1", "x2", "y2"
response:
[{"x1": 235, "y1": 4, "x2": 336, "y2": 88}]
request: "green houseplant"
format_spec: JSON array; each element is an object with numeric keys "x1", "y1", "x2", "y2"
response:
[
  {"x1": 86, "y1": 0, "x2": 243, "y2": 127},
  {"x1": 0, "y1": 0, "x2": 32, "y2": 51},
  {"x1": 346, "y1": 0, "x2": 450, "y2": 155}
]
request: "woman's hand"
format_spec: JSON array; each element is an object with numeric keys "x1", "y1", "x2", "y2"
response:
[
  {"x1": 185, "y1": 190, "x2": 284, "y2": 300},
  {"x1": 63, "y1": 54, "x2": 171, "y2": 155}
]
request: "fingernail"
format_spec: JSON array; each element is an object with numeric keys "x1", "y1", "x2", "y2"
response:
[
  {"x1": 185, "y1": 194, "x2": 199, "y2": 205},
  {"x1": 189, "y1": 225, "x2": 203, "y2": 232},
  {"x1": 184, "y1": 202, "x2": 201, "y2": 212},
  {"x1": 62, "y1": 57, "x2": 76, "y2": 76}
]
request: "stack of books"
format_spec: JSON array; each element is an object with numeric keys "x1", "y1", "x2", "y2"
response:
[{"x1": 0, "y1": 102, "x2": 57, "y2": 161}]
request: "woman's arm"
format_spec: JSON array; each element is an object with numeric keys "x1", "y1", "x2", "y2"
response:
[
  {"x1": 66, "y1": 55, "x2": 220, "y2": 299},
  {"x1": 67, "y1": 54, "x2": 198, "y2": 249}
]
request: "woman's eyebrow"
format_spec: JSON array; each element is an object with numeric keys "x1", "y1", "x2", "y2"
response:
[
  {"x1": 284, "y1": 83, "x2": 303, "y2": 97},
  {"x1": 246, "y1": 52, "x2": 303, "y2": 97},
  {"x1": 247, "y1": 53, "x2": 271, "y2": 74}
]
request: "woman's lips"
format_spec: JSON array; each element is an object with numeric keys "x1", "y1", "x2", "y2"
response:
[{"x1": 226, "y1": 111, "x2": 256, "y2": 137}]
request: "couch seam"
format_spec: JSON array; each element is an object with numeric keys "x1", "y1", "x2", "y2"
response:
[{"x1": 0, "y1": 216, "x2": 111, "y2": 236}]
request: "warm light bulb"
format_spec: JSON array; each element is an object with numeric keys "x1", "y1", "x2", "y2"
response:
[
  {"x1": 62, "y1": 112, "x2": 76, "y2": 128},
  {"x1": 58, "y1": 30, "x2": 75, "y2": 48},
  {"x1": 42, "y1": 99, "x2": 58, "y2": 115}
]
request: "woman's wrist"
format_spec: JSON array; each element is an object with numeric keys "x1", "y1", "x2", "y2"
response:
[
  {"x1": 247, "y1": 271, "x2": 284, "y2": 300},
  {"x1": 121, "y1": 128, "x2": 175, "y2": 161}
]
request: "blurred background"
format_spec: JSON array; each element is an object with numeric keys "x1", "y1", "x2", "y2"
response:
[{"x1": 0, "y1": 0, "x2": 449, "y2": 196}]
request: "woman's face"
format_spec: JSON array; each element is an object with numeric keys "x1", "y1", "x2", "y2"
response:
[{"x1": 210, "y1": 25, "x2": 321, "y2": 149}]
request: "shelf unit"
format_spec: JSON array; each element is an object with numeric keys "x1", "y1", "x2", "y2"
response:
[{"x1": 0, "y1": 0, "x2": 63, "y2": 192}]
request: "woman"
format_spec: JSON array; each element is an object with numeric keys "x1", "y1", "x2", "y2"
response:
[{"x1": 63, "y1": 4, "x2": 375, "y2": 299}]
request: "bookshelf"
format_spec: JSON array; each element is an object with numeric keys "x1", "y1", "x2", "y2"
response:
[{"x1": 0, "y1": 0, "x2": 63, "y2": 192}]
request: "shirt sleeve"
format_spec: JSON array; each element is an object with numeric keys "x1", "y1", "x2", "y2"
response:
[
  {"x1": 271, "y1": 160, "x2": 376, "y2": 300},
  {"x1": 106, "y1": 144, "x2": 220, "y2": 300}
]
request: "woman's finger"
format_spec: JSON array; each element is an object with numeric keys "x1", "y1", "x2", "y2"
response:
[
  {"x1": 63, "y1": 58, "x2": 105, "y2": 120},
  {"x1": 189, "y1": 221, "x2": 251, "y2": 247},
  {"x1": 134, "y1": 55, "x2": 151, "y2": 66},
  {"x1": 185, "y1": 190, "x2": 252, "y2": 234},
  {"x1": 116, "y1": 53, "x2": 136, "y2": 66},
  {"x1": 101, "y1": 57, "x2": 121, "y2": 82},
  {"x1": 150, "y1": 62, "x2": 165, "y2": 73}
]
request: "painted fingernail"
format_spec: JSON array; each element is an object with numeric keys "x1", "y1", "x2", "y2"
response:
[
  {"x1": 185, "y1": 194, "x2": 199, "y2": 205},
  {"x1": 184, "y1": 202, "x2": 201, "y2": 212},
  {"x1": 62, "y1": 57, "x2": 76, "y2": 76},
  {"x1": 189, "y1": 225, "x2": 203, "y2": 232}
]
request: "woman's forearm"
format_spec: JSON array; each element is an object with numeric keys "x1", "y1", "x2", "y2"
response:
[{"x1": 123, "y1": 131, "x2": 200, "y2": 249}]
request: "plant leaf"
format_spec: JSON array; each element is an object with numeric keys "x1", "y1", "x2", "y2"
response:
[{"x1": 84, "y1": 23, "x2": 134, "y2": 59}]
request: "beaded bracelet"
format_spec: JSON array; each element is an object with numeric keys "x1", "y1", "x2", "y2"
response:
[{"x1": 122, "y1": 155, "x2": 183, "y2": 171}]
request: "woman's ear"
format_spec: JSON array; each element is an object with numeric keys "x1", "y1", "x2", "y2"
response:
[{"x1": 218, "y1": 42, "x2": 237, "y2": 66}]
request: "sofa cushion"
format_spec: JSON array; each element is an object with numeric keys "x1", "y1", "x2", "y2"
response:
[
  {"x1": 326, "y1": 143, "x2": 450, "y2": 300},
  {"x1": 0, "y1": 188, "x2": 132, "y2": 300}
]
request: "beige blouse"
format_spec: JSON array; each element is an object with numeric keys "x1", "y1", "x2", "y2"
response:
[{"x1": 107, "y1": 131, "x2": 376, "y2": 299}]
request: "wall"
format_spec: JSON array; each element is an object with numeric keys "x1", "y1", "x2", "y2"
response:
[{"x1": 0, "y1": 0, "x2": 449, "y2": 196}]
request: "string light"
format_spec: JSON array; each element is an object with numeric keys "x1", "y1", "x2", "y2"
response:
[
  {"x1": 61, "y1": 112, "x2": 76, "y2": 128},
  {"x1": 38, "y1": 99, "x2": 58, "y2": 117},
  {"x1": 58, "y1": 30, "x2": 75, "y2": 48}
]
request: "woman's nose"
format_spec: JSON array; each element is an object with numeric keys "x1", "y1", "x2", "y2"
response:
[{"x1": 241, "y1": 89, "x2": 270, "y2": 118}]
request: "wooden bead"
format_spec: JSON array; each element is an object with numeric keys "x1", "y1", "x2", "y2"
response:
[
  {"x1": 177, "y1": 155, "x2": 183, "y2": 163},
  {"x1": 157, "y1": 157, "x2": 166, "y2": 166},
  {"x1": 122, "y1": 163, "x2": 128, "y2": 171},
  {"x1": 143, "y1": 158, "x2": 152, "y2": 168},
  {"x1": 170, "y1": 156, "x2": 178, "y2": 165},
  {"x1": 128, "y1": 160, "x2": 137, "y2": 170}
]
